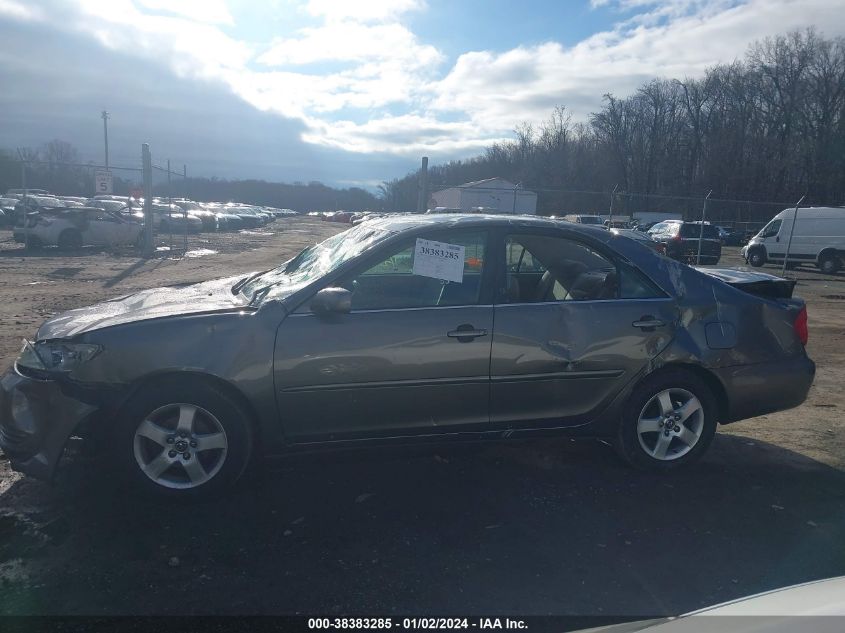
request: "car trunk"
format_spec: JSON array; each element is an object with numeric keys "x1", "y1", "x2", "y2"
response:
[{"x1": 695, "y1": 267, "x2": 796, "y2": 299}]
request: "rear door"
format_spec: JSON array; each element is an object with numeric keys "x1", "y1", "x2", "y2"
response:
[
  {"x1": 490, "y1": 229, "x2": 677, "y2": 428},
  {"x1": 274, "y1": 228, "x2": 494, "y2": 440},
  {"x1": 83, "y1": 209, "x2": 123, "y2": 245}
]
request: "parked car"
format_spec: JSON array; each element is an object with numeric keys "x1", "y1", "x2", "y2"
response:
[
  {"x1": 223, "y1": 205, "x2": 268, "y2": 228},
  {"x1": 153, "y1": 204, "x2": 203, "y2": 233},
  {"x1": 0, "y1": 197, "x2": 17, "y2": 227},
  {"x1": 18, "y1": 207, "x2": 142, "y2": 250},
  {"x1": 563, "y1": 214, "x2": 605, "y2": 226},
  {"x1": 172, "y1": 200, "x2": 218, "y2": 232},
  {"x1": 211, "y1": 210, "x2": 244, "y2": 231},
  {"x1": 741, "y1": 207, "x2": 845, "y2": 274},
  {"x1": 0, "y1": 215, "x2": 814, "y2": 499},
  {"x1": 5, "y1": 188, "x2": 49, "y2": 197},
  {"x1": 12, "y1": 196, "x2": 66, "y2": 240},
  {"x1": 648, "y1": 220, "x2": 722, "y2": 264},
  {"x1": 715, "y1": 225, "x2": 750, "y2": 246}
]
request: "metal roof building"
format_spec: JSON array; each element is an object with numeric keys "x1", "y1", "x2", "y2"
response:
[{"x1": 430, "y1": 177, "x2": 537, "y2": 214}]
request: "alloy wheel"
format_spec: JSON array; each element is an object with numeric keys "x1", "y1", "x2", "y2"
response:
[
  {"x1": 133, "y1": 403, "x2": 228, "y2": 489},
  {"x1": 636, "y1": 388, "x2": 705, "y2": 461}
]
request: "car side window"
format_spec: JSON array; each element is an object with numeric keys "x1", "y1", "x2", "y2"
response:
[
  {"x1": 339, "y1": 230, "x2": 487, "y2": 311},
  {"x1": 504, "y1": 234, "x2": 664, "y2": 303},
  {"x1": 760, "y1": 219, "x2": 781, "y2": 238},
  {"x1": 504, "y1": 234, "x2": 618, "y2": 303}
]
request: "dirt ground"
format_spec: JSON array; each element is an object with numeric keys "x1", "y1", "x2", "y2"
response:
[{"x1": 1, "y1": 218, "x2": 844, "y2": 616}]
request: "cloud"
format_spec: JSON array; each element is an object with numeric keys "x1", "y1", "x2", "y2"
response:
[
  {"x1": 429, "y1": 0, "x2": 845, "y2": 135},
  {"x1": 304, "y1": 0, "x2": 426, "y2": 23},
  {"x1": 134, "y1": 0, "x2": 234, "y2": 25},
  {"x1": 0, "y1": 0, "x2": 43, "y2": 21},
  {"x1": 257, "y1": 21, "x2": 440, "y2": 68},
  {"x1": 2, "y1": 0, "x2": 845, "y2": 167}
]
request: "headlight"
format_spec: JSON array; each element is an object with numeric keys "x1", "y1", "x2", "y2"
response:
[{"x1": 17, "y1": 339, "x2": 101, "y2": 373}]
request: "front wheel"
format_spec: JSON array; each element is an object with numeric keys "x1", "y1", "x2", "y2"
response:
[
  {"x1": 747, "y1": 248, "x2": 766, "y2": 267},
  {"x1": 818, "y1": 253, "x2": 841, "y2": 275},
  {"x1": 115, "y1": 378, "x2": 254, "y2": 499},
  {"x1": 615, "y1": 370, "x2": 717, "y2": 471}
]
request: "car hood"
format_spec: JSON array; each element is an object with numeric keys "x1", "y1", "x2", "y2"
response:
[
  {"x1": 694, "y1": 267, "x2": 796, "y2": 299},
  {"x1": 36, "y1": 274, "x2": 253, "y2": 340}
]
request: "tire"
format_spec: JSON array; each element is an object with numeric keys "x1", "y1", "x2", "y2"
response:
[
  {"x1": 57, "y1": 229, "x2": 83, "y2": 250},
  {"x1": 114, "y1": 377, "x2": 254, "y2": 499},
  {"x1": 615, "y1": 369, "x2": 717, "y2": 472},
  {"x1": 818, "y1": 253, "x2": 841, "y2": 275},
  {"x1": 747, "y1": 248, "x2": 766, "y2": 268}
]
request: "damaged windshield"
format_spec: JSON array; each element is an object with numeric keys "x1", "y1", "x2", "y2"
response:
[{"x1": 240, "y1": 223, "x2": 393, "y2": 302}]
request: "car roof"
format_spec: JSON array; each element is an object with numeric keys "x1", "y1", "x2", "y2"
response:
[{"x1": 364, "y1": 213, "x2": 610, "y2": 236}]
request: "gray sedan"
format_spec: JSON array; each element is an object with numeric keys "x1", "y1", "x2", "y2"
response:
[{"x1": 0, "y1": 215, "x2": 815, "y2": 498}]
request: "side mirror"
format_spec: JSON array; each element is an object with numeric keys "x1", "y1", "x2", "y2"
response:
[{"x1": 311, "y1": 287, "x2": 352, "y2": 315}]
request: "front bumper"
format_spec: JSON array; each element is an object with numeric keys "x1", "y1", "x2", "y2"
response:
[
  {"x1": 716, "y1": 355, "x2": 816, "y2": 423},
  {"x1": 0, "y1": 366, "x2": 98, "y2": 481}
]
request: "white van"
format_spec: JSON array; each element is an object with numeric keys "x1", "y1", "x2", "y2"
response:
[{"x1": 741, "y1": 207, "x2": 845, "y2": 274}]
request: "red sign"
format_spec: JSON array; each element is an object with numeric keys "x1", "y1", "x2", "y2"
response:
[{"x1": 130, "y1": 188, "x2": 143, "y2": 199}]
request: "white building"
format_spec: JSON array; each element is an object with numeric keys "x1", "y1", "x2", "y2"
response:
[{"x1": 430, "y1": 177, "x2": 537, "y2": 215}]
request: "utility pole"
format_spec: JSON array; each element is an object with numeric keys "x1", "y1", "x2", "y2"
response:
[
  {"x1": 142, "y1": 144, "x2": 153, "y2": 257},
  {"x1": 608, "y1": 183, "x2": 618, "y2": 227},
  {"x1": 101, "y1": 110, "x2": 110, "y2": 168},
  {"x1": 512, "y1": 182, "x2": 522, "y2": 214},
  {"x1": 417, "y1": 156, "x2": 429, "y2": 213},
  {"x1": 781, "y1": 195, "x2": 805, "y2": 278},
  {"x1": 17, "y1": 149, "x2": 28, "y2": 250},
  {"x1": 696, "y1": 190, "x2": 712, "y2": 266}
]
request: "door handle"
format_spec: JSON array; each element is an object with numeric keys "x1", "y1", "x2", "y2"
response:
[
  {"x1": 447, "y1": 324, "x2": 488, "y2": 342},
  {"x1": 632, "y1": 317, "x2": 665, "y2": 330}
]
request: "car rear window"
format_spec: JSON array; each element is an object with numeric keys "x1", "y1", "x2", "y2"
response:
[{"x1": 681, "y1": 224, "x2": 719, "y2": 239}]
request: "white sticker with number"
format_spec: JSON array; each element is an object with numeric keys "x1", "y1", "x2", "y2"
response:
[{"x1": 413, "y1": 238, "x2": 465, "y2": 283}]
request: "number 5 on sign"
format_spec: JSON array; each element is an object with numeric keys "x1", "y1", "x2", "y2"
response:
[{"x1": 95, "y1": 169, "x2": 113, "y2": 194}]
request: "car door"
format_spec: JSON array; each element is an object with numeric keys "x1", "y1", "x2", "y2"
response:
[
  {"x1": 758, "y1": 218, "x2": 783, "y2": 258},
  {"x1": 274, "y1": 228, "x2": 494, "y2": 441},
  {"x1": 490, "y1": 229, "x2": 677, "y2": 429},
  {"x1": 82, "y1": 209, "x2": 120, "y2": 245}
]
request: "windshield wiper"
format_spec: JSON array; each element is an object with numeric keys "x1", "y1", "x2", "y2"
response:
[{"x1": 231, "y1": 270, "x2": 267, "y2": 295}]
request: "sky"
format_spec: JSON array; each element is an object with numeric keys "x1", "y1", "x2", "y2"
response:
[{"x1": 1, "y1": 0, "x2": 844, "y2": 189}]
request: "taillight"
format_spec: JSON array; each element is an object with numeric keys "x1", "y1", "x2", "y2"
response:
[{"x1": 794, "y1": 305, "x2": 808, "y2": 346}]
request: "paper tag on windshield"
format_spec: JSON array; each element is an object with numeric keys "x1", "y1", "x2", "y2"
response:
[{"x1": 413, "y1": 238, "x2": 465, "y2": 283}]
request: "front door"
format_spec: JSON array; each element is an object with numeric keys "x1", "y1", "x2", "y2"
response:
[
  {"x1": 490, "y1": 231, "x2": 677, "y2": 428},
  {"x1": 274, "y1": 229, "x2": 494, "y2": 441}
]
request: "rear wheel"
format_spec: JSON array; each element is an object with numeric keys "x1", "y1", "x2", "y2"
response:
[
  {"x1": 115, "y1": 378, "x2": 254, "y2": 499},
  {"x1": 57, "y1": 229, "x2": 83, "y2": 250},
  {"x1": 818, "y1": 253, "x2": 841, "y2": 275},
  {"x1": 615, "y1": 370, "x2": 717, "y2": 471},
  {"x1": 747, "y1": 247, "x2": 766, "y2": 267}
]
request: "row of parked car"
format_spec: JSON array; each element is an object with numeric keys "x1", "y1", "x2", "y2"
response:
[
  {"x1": 549, "y1": 214, "x2": 725, "y2": 265},
  {"x1": 0, "y1": 191, "x2": 298, "y2": 249}
]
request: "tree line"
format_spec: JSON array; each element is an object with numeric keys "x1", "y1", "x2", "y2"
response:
[{"x1": 380, "y1": 29, "x2": 845, "y2": 223}]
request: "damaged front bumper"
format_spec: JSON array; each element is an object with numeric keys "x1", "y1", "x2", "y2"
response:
[{"x1": 0, "y1": 365, "x2": 99, "y2": 481}]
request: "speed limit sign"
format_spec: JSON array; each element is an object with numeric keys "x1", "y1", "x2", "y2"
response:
[{"x1": 95, "y1": 169, "x2": 113, "y2": 194}]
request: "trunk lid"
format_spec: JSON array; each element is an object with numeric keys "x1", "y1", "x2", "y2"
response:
[{"x1": 695, "y1": 267, "x2": 796, "y2": 299}]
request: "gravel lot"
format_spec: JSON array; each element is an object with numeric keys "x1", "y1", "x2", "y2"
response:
[{"x1": 1, "y1": 218, "x2": 844, "y2": 616}]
